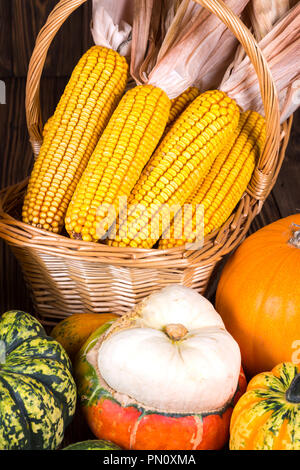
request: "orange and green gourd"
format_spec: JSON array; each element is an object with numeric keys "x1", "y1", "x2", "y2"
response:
[
  {"x1": 230, "y1": 362, "x2": 300, "y2": 450},
  {"x1": 51, "y1": 312, "x2": 119, "y2": 362},
  {"x1": 0, "y1": 310, "x2": 76, "y2": 450},
  {"x1": 63, "y1": 439, "x2": 122, "y2": 450}
]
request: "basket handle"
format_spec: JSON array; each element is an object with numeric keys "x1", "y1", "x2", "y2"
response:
[
  {"x1": 25, "y1": 0, "x2": 88, "y2": 157},
  {"x1": 26, "y1": 0, "x2": 281, "y2": 200}
]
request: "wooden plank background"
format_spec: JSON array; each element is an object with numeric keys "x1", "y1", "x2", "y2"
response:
[{"x1": 0, "y1": 0, "x2": 299, "y2": 446}]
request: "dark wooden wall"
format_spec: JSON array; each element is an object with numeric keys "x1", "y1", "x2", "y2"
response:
[
  {"x1": 0, "y1": 0, "x2": 93, "y2": 77},
  {"x1": 0, "y1": 0, "x2": 299, "y2": 315}
]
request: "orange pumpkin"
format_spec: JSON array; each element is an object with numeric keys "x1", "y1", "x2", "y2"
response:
[
  {"x1": 51, "y1": 313, "x2": 119, "y2": 362},
  {"x1": 216, "y1": 214, "x2": 300, "y2": 377}
]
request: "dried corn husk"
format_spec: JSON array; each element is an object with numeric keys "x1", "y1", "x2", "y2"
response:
[
  {"x1": 131, "y1": 0, "x2": 250, "y2": 98},
  {"x1": 91, "y1": 0, "x2": 183, "y2": 86},
  {"x1": 222, "y1": 0, "x2": 297, "y2": 81},
  {"x1": 221, "y1": 3, "x2": 300, "y2": 123},
  {"x1": 130, "y1": 0, "x2": 167, "y2": 83},
  {"x1": 248, "y1": 0, "x2": 298, "y2": 41},
  {"x1": 91, "y1": 0, "x2": 134, "y2": 58}
]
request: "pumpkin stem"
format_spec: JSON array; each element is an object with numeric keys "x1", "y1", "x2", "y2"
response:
[
  {"x1": 164, "y1": 323, "x2": 188, "y2": 341},
  {"x1": 286, "y1": 373, "x2": 300, "y2": 404},
  {"x1": 289, "y1": 224, "x2": 300, "y2": 248}
]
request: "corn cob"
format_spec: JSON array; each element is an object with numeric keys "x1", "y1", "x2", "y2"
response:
[
  {"x1": 167, "y1": 87, "x2": 200, "y2": 127},
  {"x1": 107, "y1": 90, "x2": 240, "y2": 249},
  {"x1": 65, "y1": 85, "x2": 171, "y2": 242},
  {"x1": 42, "y1": 116, "x2": 53, "y2": 138},
  {"x1": 157, "y1": 87, "x2": 200, "y2": 145},
  {"x1": 43, "y1": 71, "x2": 141, "y2": 141},
  {"x1": 22, "y1": 46, "x2": 128, "y2": 233},
  {"x1": 158, "y1": 110, "x2": 266, "y2": 249}
]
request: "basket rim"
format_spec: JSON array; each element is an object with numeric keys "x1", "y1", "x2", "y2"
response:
[
  {"x1": 0, "y1": 191, "x2": 255, "y2": 268},
  {"x1": 0, "y1": 116, "x2": 292, "y2": 269}
]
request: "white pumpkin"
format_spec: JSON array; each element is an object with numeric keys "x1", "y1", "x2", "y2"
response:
[{"x1": 98, "y1": 285, "x2": 241, "y2": 413}]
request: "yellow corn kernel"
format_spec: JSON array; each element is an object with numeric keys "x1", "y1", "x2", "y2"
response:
[
  {"x1": 159, "y1": 110, "x2": 266, "y2": 249},
  {"x1": 156, "y1": 87, "x2": 200, "y2": 145},
  {"x1": 65, "y1": 85, "x2": 171, "y2": 242},
  {"x1": 42, "y1": 115, "x2": 54, "y2": 138},
  {"x1": 22, "y1": 46, "x2": 128, "y2": 233},
  {"x1": 107, "y1": 90, "x2": 240, "y2": 249},
  {"x1": 167, "y1": 87, "x2": 200, "y2": 127}
]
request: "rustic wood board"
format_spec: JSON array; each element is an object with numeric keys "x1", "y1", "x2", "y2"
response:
[
  {"x1": 8, "y1": 0, "x2": 93, "y2": 77},
  {"x1": 0, "y1": 1, "x2": 12, "y2": 76}
]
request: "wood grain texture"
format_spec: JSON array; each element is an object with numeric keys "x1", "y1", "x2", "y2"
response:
[
  {"x1": 12, "y1": 0, "x2": 93, "y2": 77},
  {"x1": 271, "y1": 113, "x2": 300, "y2": 216},
  {"x1": 0, "y1": 0, "x2": 12, "y2": 77}
]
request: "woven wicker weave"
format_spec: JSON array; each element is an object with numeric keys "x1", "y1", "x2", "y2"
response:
[{"x1": 0, "y1": 0, "x2": 292, "y2": 325}]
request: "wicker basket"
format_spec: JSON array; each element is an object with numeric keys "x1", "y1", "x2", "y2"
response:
[{"x1": 0, "y1": 0, "x2": 292, "y2": 326}]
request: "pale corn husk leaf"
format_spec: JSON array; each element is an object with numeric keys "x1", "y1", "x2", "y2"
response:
[
  {"x1": 130, "y1": 0, "x2": 183, "y2": 84},
  {"x1": 222, "y1": 0, "x2": 297, "y2": 83},
  {"x1": 161, "y1": 0, "x2": 184, "y2": 35},
  {"x1": 155, "y1": 0, "x2": 203, "y2": 63},
  {"x1": 226, "y1": 0, "x2": 298, "y2": 69},
  {"x1": 248, "y1": 0, "x2": 298, "y2": 41},
  {"x1": 91, "y1": 0, "x2": 134, "y2": 58},
  {"x1": 194, "y1": 28, "x2": 240, "y2": 92},
  {"x1": 130, "y1": 0, "x2": 163, "y2": 84},
  {"x1": 221, "y1": 3, "x2": 300, "y2": 123},
  {"x1": 222, "y1": 0, "x2": 297, "y2": 84},
  {"x1": 140, "y1": 0, "x2": 250, "y2": 98},
  {"x1": 197, "y1": 7, "x2": 252, "y2": 90}
]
